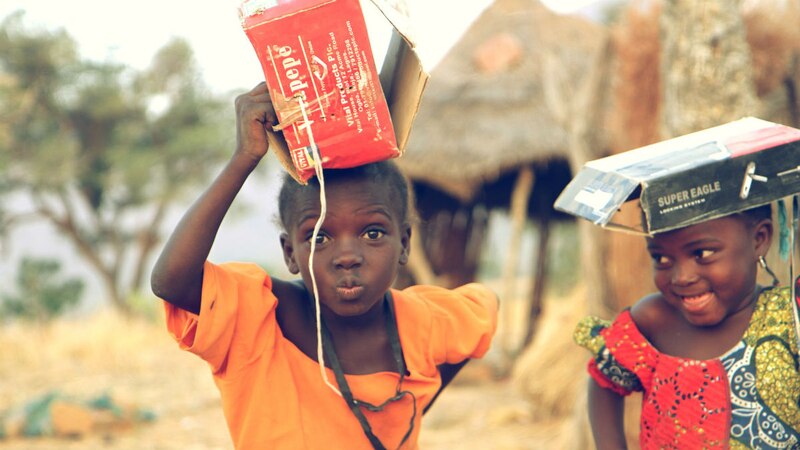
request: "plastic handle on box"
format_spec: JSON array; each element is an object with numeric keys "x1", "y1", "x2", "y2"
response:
[
  {"x1": 740, "y1": 161, "x2": 769, "y2": 199},
  {"x1": 777, "y1": 165, "x2": 800, "y2": 177}
]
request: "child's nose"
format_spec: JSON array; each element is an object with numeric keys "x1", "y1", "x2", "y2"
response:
[
  {"x1": 671, "y1": 261, "x2": 699, "y2": 286},
  {"x1": 332, "y1": 239, "x2": 363, "y2": 269}
]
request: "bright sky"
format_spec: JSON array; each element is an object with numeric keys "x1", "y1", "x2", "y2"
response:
[
  {"x1": 1, "y1": 0, "x2": 483, "y2": 93},
  {"x1": 1, "y1": 0, "x2": 597, "y2": 94}
]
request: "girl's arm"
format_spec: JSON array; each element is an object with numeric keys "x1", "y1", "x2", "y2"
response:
[
  {"x1": 150, "y1": 83, "x2": 276, "y2": 314},
  {"x1": 588, "y1": 378, "x2": 628, "y2": 450}
]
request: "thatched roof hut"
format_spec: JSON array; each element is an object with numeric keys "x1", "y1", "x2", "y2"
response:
[
  {"x1": 394, "y1": 0, "x2": 610, "y2": 350},
  {"x1": 398, "y1": 0, "x2": 608, "y2": 204}
]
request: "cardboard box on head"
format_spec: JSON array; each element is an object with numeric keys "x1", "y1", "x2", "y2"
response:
[
  {"x1": 239, "y1": 0, "x2": 428, "y2": 184},
  {"x1": 554, "y1": 117, "x2": 800, "y2": 236}
]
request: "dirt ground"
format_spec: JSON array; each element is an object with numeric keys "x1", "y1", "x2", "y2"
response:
[{"x1": 0, "y1": 294, "x2": 583, "y2": 450}]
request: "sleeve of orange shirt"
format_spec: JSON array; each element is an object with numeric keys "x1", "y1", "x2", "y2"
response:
[
  {"x1": 163, "y1": 261, "x2": 279, "y2": 374},
  {"x1": 404, "y1": 283, "x2": 499, "y2": 366}
]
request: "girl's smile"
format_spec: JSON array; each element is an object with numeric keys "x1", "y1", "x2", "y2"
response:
[{"x1": 678, "y1": 291, "x2": 715, "y2": 315}]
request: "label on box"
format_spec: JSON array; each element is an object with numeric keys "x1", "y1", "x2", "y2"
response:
[
  {"x1": 241, "y1": 0, "x2": 399, "y2": 182},
  {"x1": 640, "y1": 143, "x2": 800, "y2": 232}
]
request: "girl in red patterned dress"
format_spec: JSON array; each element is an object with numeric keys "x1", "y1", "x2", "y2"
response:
[{"x1": 574, "y1": 204, "x2": 800, "y2": 449}]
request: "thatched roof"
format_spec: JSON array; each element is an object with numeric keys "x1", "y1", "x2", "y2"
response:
[{"x1": 397, "y1": 0, "x2": 607, "y2": 202}]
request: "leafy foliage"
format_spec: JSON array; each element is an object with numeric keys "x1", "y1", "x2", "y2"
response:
[
  {"x1": 1, "y1": 257, "x2": 84, "y2": 321},
  {"x1": 0, "y1": 11, "x2": 235, "y2": 312}
]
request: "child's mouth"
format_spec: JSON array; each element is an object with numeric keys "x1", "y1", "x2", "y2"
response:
[
  {"x1": 336, "y1": 285, "x2": 364, "y2": 300},
  {"x1": 680, "y1": 292, "x2": 714, "y2": 313}
]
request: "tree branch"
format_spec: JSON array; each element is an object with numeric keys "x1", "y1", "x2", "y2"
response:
[{"x1": 130, "y1": 195, "x2": 170, "y2": 292}]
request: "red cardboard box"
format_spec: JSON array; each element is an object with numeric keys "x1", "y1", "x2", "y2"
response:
[{"x1": 240, "y1": 0, "x2": 419, "y2": 183}]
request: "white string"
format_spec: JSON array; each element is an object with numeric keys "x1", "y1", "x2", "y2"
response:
[
  {"x1": 791, "y1": 196, "x2": 800, "y2": 348},
  {"x1": 297, "y1": 96, "x2": 341, "y2": 397}
]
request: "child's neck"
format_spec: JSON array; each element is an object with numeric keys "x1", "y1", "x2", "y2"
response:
[
  {"x1": 320, "y1": 299, "x2": 402, "y2": 376},
  {"x1": 645, "y1": 285, "x2": 763, "y2": 360},
  {"x1": 728, "y1": 284, "x2": 762, "y2": 316},
  {"x1": 319, "y1": 298, "x2": 386, "y2": 334}
]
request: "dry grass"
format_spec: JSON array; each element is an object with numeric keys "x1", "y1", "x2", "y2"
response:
[
  {"x1": 511, "y1": 286, "x2": 589, "y2": 421},
  {"x1": 0, "y1": 311, "x2": 230, "y2": 450},
  {"x1": 0, "y1": 289, "x2": 589, "y2": 450}
]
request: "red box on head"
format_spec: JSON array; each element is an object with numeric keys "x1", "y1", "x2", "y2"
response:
[{"x1": 240, "y1": 0, "x2": 399, "y2": 183}]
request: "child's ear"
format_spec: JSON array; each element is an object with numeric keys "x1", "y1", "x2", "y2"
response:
[
  {"x1": 399, "y1": 224, "x2": 411, "y2": 266},
  {"x1": 280, "y1": 232, "x2": 301, "y2": 274},
  {"x1": 753, "y1": 218, "x2": 773, "y2": 257}
]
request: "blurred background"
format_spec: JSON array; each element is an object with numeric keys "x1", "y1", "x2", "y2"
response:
[{"x1": 2, "y1": 0, "x2": 799, "y2": 448}]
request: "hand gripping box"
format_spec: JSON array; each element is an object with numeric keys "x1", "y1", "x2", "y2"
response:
[
  {"x1": 239, "y1": 0, "x2": 427, "y2": 183},
  {"x1": 554, "y1": 117, "x2": 800, "y2": 235}
]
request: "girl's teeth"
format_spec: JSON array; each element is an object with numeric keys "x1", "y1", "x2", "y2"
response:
[{"x1": 682, "y1": 292, "x2": 713, "y2": 311}]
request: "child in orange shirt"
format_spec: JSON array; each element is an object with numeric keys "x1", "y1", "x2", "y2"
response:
[{"x1": 150, "y1": 82, "x2": 498, "y2": 449}]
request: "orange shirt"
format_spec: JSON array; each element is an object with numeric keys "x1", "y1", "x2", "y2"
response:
[{"x1": 164, "y1": 261, "x2": 498, "y2": 450}]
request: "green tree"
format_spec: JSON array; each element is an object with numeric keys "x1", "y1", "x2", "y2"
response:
[
  {"x1": 1, "y1": 257, "x2": 84, "y2": 322},
  {"x1": 0, "y1": 11, "x2": 233, "y2": 313}
]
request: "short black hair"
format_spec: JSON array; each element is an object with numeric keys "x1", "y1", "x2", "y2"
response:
[
  {"x1": 737, "y1": 203, "x2": 772, "y2": 226},
  {"x1": 277, "y1": 160, "x2": 412, "y2": 230}
]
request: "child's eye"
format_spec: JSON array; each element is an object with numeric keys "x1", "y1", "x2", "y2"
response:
[
  {"x1": 650, "y1": 254, "x2": 670, "y2": 267},
  {"x1": 308, "y1": 233, "x2": 330, "y2": 245},
  {"x1": 362, "y1": 229, "x2": 385, "y2": 240},
  {"x1": 694, "y1": 249, "x2": 716, "y2": 261}
]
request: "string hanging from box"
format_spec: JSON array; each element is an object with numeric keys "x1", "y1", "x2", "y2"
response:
[{"x1": 296, "y1": 95, "x2": 342, "y2": 397}]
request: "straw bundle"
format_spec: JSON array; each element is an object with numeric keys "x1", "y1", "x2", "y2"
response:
[{"x1": 510, "y1": 286, "x2": 589, "y2": 420}]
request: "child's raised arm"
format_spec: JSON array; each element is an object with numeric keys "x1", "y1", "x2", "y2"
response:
[
  {"x1": 588, "y1": 378, "x2": 628, "y2": 450},
  {"x1": 150, "y1": 82, "x2": 277, "y2": 314}
]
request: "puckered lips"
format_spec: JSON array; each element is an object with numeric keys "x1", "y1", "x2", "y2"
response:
[
  {"x1": 679, "y1": 291, "x2": 715, "y2": 314},
  {"x1": 335, "y1": 278, "x2": 364, "y2": 301}
]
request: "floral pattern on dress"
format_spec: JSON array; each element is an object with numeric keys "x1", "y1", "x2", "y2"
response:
[
  {"x1": 574, "y1": 287, "x2": 800, "y2": 450},
  {"x1": 722, "y1": 342, "x2": 800, "y2": 449}
]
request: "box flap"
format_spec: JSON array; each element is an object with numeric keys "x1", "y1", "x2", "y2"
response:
[
  {"x1": 368, "y1": 0, "x2": 428, "y2": 152},
  {"x1": 379, "y1": 30, "x2": 428, "y2": 151},
  {"x1": 554, "y1": 166, "x2": 640, "y2": 227},
  {"x1": 368, "y1": 0, "x2": 417, "y2": 47}
]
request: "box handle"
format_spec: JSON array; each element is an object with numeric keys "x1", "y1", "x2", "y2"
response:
[
  {"x1": 740, "y1": 161, "x2": 769, "y2": 199},
  {"x1": 777, "y1": 165, "x2": 800, "y2": 177}
]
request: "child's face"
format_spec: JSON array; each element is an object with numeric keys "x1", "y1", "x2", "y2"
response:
[
  {"x1": 280, "y1": 177, "x2": 410, "y2": 318},
  {"x1": 645, "y1": 215, "x2": 771, "y2": 327}
]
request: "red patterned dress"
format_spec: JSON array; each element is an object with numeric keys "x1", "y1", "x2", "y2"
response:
[{"x1": 574, "y1": 287, "x2": 800, "y2": 449}]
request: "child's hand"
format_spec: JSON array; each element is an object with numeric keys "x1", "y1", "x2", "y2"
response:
[{"x1": 235, "y1": 82, "x2": 278, "y2": 162}]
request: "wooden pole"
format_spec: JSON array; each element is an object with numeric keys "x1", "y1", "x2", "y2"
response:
[
  {"x1": 499, "y1": 166, "x2": 534, "y2": 357},
  {"x1": 406, "y1": 223, "x2": 437, "y2": 286},
  {"x1": 522, "y1": 213, "x2": 550, "y2": 348}
]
